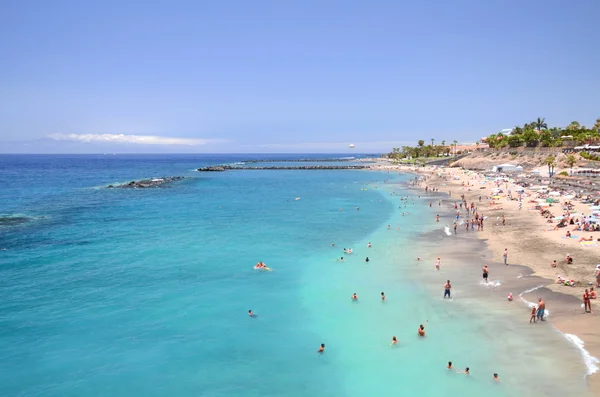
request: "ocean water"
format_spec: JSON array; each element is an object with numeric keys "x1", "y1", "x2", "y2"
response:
[{"x1": 0, "y1": 155, "x2": 592, "y2": 397}]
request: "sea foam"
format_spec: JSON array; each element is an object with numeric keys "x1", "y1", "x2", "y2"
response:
[{"x1": 563, "y1": 333, "x2": 600, "y2": 376}]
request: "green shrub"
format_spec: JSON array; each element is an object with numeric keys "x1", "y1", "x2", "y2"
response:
[{"x1": 558, "y1": 171, "x2": 568, "y2": 176}]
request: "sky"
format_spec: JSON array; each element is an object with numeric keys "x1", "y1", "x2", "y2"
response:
[{"x1": 1, "y1": 0, "x2": 599, "y2": 154}]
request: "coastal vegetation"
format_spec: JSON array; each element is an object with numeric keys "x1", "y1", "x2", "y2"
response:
[{"x1": 484, "y1": 118, "x2": 600, "y2": 149}]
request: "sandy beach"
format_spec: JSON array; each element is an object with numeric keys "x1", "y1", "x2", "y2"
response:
[{"x1": 371, "y1": 160, "x2": 600, "y2": 393}]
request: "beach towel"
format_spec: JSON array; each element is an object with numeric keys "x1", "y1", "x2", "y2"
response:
[
  {"x1": 561, "y1": 235, "x2": 579, "y2": 239},
  {"x1": 581, "y1": 241, "x2": 598, "y2": 247}
]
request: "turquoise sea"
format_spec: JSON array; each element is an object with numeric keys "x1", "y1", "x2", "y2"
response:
[{"x1": 0, "y1": 154, "x2": 593, "y2": 396}]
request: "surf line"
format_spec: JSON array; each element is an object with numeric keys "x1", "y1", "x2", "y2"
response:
[{"x1": 519, "y1": 285, "x2": 600, "y2": 377}]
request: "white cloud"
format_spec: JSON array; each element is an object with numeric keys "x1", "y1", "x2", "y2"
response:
[{"x1": 47, "y1": 133, "x2": 226, "y2": 146}]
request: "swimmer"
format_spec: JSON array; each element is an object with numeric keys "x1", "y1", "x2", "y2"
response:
[
  {"x1": 365, "y1": 257, "x2": 370, "y2": 263},
  {"x1": 381, "y1": 292, "x2": 386, "y2": 301},
  {"x1": 457, "y1": 367, "x2": 470, "y2": 375},
  {"x1": 417, "y1": 257, "x2": 421, "y2": 261},
  {"x1": 318, "y1": 343, "x2": 325, "y2": 353},
  {"x1": 390, "y1": 336, "x2": 398, "y2": 346},
  {"x1": 507, "y1": 293, "x2": 513, "y2": 301},
  {"x1": 367, "y1": 242, "x2": 372, "y2": 248},
  {"x1": 447, "y1": 361, "x2": 453, "y2": 369},
  {"x1": 387, "y1": 225, "x2": 391, "y2": 229},
  {"x1": 343, "y1": 248, "x2": 347, "y2": 253},
  {"x1": 417, "y1": 324, "x2": 425, "y2": 337},
  {"x1": 351, "y1": 293, "x2": 358, "y2": 300},
  {"x1": 493, "y1": 373, "x2": 500, "y2": 381},
  {"x1": 337, "y1": 257, "x2": 344, "y2": 262},
  {"x1": 248, "y1": 310, "x2": 255, "y2": 317},
  {"x1": 331, "y1": 243, "x2": 335, "y2": 247}
]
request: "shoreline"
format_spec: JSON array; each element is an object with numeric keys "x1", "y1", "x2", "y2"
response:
[{"x1": 386, "y1": 163, "x2": 600, "y2": 392}]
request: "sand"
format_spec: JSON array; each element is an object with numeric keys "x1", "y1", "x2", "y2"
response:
[{"x1": 371, "y1": 161, "x2": 600, "y2": 393}]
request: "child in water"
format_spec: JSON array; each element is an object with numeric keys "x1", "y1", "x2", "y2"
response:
[{"x1": 529, "y1": 306, "x2": 537, "y2": 323}]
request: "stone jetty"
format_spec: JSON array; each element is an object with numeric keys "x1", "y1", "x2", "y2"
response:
[
  {"x1": 241, "y1": 158, "x2": 355, "y2": 163},
  {"x1": 106, "y1": 176, "x2": 187, "y2": 189},
  {"x1": 197, "y1": 165, "x2": 369, "y2": 172}
]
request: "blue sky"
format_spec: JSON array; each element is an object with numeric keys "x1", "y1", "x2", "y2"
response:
[{"x1": 1, "y1": 0, "x2": 599, "y2": 153}]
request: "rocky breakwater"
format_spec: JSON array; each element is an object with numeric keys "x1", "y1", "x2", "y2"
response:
[
  {"x1": 197, "y1": 165, "x2": 369, "y2": 171},
  {"x1": 106, "y1": 176, "x2": 187, "y2": 189}
]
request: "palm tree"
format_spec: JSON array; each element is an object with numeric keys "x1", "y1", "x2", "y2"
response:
[
  {"x1": 534, "y1": 117, "x2": 548, "y2": 132},
  {"x1": 566, "y1": 154, "x2": 577, "y2": 173},
  {"x1": 594, "y1": 118, "x2": 600, "y2": 132},
  {"x1": 441, "y1": 140, "x2": 446, "y2": 147},
  {"x1": 418, "y1": 140, "x2": 425, "y2": 148},
  {"x1": 431, "y1": 138, "x2": 435, "y2": 147},
  {"x1": 544, "y1": 155, "x2": 556, "y2": 178},
  {"x1": 567, "y1": 121, "x2": 581, "y2": 131}
]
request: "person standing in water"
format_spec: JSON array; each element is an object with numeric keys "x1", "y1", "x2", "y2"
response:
[
  {"x1": 248, "y1": 310, "x2": 255, "y2": 317},
  {"x1": 351, "y1": 293, "x2": 358, "y2": 301},
  {"x1": 381, "y1": 292, "x2": 386, "y2": 301},
  {"x1": 537, "y1": 298, "x2": 546, "y2": 321},
  {"x1": 435, "y1": 257, "x2": 441, "y2": 271},
  {"x1": 390, "y1": 336, "x2": 398, "y2": 346},
  {"x1": 444, "y1": 280, "x2": 452, "y2": 298},
  {"x1": 503, "y1": 248, "x2": 508, "y2": 265},
  {"x1": 482, "y1": 265, "x2": 489, "y2": 283},
  {"x1": 318, "y1": 343, "x2": 325, "y2": 353},
  {"x1": 417, "y1": 324, "x2": 425, "y2": 336}
]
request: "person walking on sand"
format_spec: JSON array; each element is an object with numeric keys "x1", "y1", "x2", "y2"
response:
[
  {"x1": 537, "y1": 298, "x2": 546, "y2": 321},
  {"x1": 444, "y1": 280, "x2": 452, "y2": 298},
  {"x1": 503, "y1": 248, "x2": 508, "y2": 265},
  {"x1": 584, "y1": 289, "x2": 592, "y2": 313},
  {"x1": 529, "y1": 306, "x2": 537, "y2": 323},
  {"x1": 502, "y1": 215, "x2": 506, "y2": 226}
]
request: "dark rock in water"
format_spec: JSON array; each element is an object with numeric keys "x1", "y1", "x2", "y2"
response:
[
  {"x1": 106, "y1": 176, "x2": 187, "y2": 189},
  {"x1": 197, "y1": 165, "x2": 368, "y2": 172},
  {"x1": 197, "y1": 166, "x2": 232, "y2": 172},
  {"x1": 0, "y1": 216, "x2": 31, "y2": 226}
]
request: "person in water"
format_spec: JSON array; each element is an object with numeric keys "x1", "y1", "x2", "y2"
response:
[
  {"x1": 507, "y1": 293, "x2": 513, "y2": 301},
  {"x1": 529, "y1": 306, "x2": 537, "y2": 323},
  {"x1": 318, "y1": 343, "x2": 325, "y2": 353},
  {"x1": 482, "y1": 265, "x2": 489, "y2": 283},
  {"x1": 444, "y1": 280, "x2": 452, "y2": 298},
  {"x1": 248, "y1": 310, "x2": 255, "y2": 317},
  {"x1": 351, "y1": 293, "x2": 358, "y2": 300},
  {"x1": 337, "y1": 257, "x2": 344, "y2": 262},
  {"x1": 447, "y1": 361, "x2": 453, "y2": 369},
  {"x1": 457, "y1": 367, "x2": 470, "y2": 375},
  {"x1": 367, "y1": 242, "x2": 372, "y2": 248},
  {"x1": 493, "y1": 373, "x2": 500, "y2": 381},
  {"x1": 381, "y1": 292, "x2": 386, "y2": 301},
  {"x1": 390, "y1": 336, "x2": 398, "y2": 346},
  {"x1": 365, "y1": 257, "x2": 370, "y2": 263},
  {"x1": 418, "y1": 324, "x2": 425, "y2": 336}
]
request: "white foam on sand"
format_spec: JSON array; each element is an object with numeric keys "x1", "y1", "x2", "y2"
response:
[
  {"x1": 563, "y1": 333, "x2": 600, "y2": 377},
  {"x1": 519, "y1": 285, "x2": 551, "y2": 317},
  {"x1": 444, "y1": 226, "x2": 451, "y2": 236}
]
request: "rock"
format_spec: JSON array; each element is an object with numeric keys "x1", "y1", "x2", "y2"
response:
[{"x1": 106, "y1": 176, "x2": 187, "y2": 189}]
